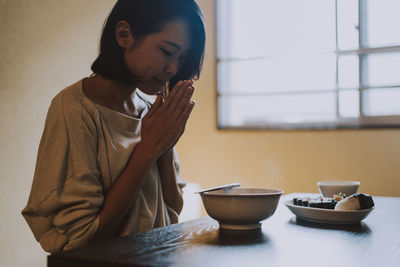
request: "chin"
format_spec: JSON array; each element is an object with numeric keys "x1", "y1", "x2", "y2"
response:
[{"x1": 139, "y1": 83, "x2": 163, "y2": 96}]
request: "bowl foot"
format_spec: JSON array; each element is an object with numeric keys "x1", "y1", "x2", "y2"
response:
[{"x1": 219, "y1": 222, "x2": 261, "y2": 230}]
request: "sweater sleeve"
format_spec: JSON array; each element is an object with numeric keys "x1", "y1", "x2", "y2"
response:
[
  {"x1": 164, "y1": 148, "x2": 184, "y2": 223},
  {"x1": 22, "y1": 90, "x2": 103, "y2": 253}
]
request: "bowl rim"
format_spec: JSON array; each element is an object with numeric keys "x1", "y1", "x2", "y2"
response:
[
  {"x1": 317, "y1": 181, "x2": 360, "y2": 186},
  {"x1": 202, "y1": 188, "x2": 283, "y2": 197}
]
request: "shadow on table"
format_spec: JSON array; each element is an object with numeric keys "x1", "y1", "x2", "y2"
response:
[
  {"x1": 217, "y1": 228, "x2": 270, "y2": 245},
  {"x1": 287, "y1": 217, "x2": 372, "y2": 234},
  {"x1": 188, "y1": 227, "x2": 272, "y2": 247}
]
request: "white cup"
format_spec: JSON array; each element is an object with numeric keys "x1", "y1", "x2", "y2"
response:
[{"x1": 317, "y1": 181, "x2": 360, "y2": 198}]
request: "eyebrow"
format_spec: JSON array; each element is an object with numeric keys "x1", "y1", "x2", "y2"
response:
[{"x1": 163, "y1": 41, "x2": 182, "y2": 51}]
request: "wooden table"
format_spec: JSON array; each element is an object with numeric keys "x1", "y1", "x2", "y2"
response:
[{"x1": 48, "y1": 195, "x2": 400, "y2": 267}]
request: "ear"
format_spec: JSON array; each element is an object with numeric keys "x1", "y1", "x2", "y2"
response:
[{"x1": 115, "y1": 20, "x2": 135, "y2": 49}]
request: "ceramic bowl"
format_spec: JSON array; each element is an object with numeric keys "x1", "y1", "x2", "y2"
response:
[
  {"x1": 317, "y1": 181, "x2": 360, "y2": 198},
  {"x1": 199, "y1": 188, "x2": 283, "y2": 230}
]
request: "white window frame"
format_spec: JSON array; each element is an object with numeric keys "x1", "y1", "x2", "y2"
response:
[{"x1": 216, "y1": 0, "x2": 400, "y2": 130}]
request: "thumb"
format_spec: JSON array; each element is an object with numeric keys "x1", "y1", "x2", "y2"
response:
[{"x1": 146, "y1": 95, "x2": 162, "y2": 118}]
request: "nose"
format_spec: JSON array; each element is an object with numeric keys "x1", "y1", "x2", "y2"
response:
[{"x1": 164, "y1": 59, "x2": 179, "y2": 77}]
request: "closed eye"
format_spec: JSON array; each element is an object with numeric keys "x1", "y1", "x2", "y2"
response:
[{"x1": 160, "y1": 48, "x2": 173, "y2": 57}]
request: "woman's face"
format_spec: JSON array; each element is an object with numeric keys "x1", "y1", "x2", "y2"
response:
[{"x1": 122, "y1": 19, "x2": 191, "y2": 95}]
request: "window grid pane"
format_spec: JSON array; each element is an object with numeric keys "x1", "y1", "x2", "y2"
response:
[
  {"x1": 363, "y1": 88, "x2": 400, "y2": 116},
  {"x1": 217, "y1": 0, "x2": 336, "y2": 60},
  {"x1": 218, "y1": 54, "x2": 337, "y2": 95},
  {"x1": 366, "y1": 0, "x2": 400, "y2": 47}
]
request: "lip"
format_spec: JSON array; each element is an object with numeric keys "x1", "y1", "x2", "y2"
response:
[{"x1": 154, "y1": 78, "x2": 169, "y2": 85}]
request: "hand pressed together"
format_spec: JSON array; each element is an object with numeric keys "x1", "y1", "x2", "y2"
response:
[{"x1": 140, "y1": 80, "x2": 195, "y2": 159}]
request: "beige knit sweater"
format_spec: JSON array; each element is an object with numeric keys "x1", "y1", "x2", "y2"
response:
[{"x1": 22, "y1": 79, "x2": 180, "y2": 253}]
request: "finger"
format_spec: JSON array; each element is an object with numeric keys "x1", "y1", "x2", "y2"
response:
[
  {"x1": 177, "y1": 100, "x2": 195, "y2": 126},
  {"x1": 146, "y1": 95, "x2": 162, "y2": 118},
  {"x1": 164, "y1": 80, "x2": 190, "y2": 111},
  {"x1": 176, "y1": 101, "x2": 195, "y2": 137},
  {"x1": 170, "y1": 81, "x2": 195, "y2": 116},
  {"x1": 172, "y1": 85, "x2": 194, "y2": 117},
  {"x1": 164, "y1": 81, "x2": 184, "y2": 106},
  {"x1": 169, "y1": 80, "x2": 193, "y2": 98}
]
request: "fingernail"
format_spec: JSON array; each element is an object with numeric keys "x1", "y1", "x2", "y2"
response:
[{"x1": 191, "y1": 100, "x2": 198, "y2": 108}]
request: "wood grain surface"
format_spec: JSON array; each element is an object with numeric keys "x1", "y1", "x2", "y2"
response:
[{"x1": 48, "y1": 195, "x2": 400, "y2": 267}]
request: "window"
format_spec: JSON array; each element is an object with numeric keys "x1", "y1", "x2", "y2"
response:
[{"x1": 217, "y1": 0, "x2": 400, "y2": 129}]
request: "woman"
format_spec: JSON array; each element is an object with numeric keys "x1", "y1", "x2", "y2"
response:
[{"x1": 22, "y1": 0, "x2": 205, "y2": 253}]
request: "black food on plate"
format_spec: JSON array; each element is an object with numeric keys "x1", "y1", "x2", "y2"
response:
[
  {"x1": 309, "y1": 199, "x2": 336, "y2": 209},
  {"x1": 334, "y1": 193, "x2": 375, "y2": 210},
  {"x1": 292, "y1": 197, "x2": 336, "y2": 209},
  {"x1": 356, "y1": 193, "x2": 375, "y2": 209},
  {"x1": 293, "y1": 193, "x2": 375, "y2": 211}
]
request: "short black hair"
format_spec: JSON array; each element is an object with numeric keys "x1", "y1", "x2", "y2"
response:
[{"x1": 91, "y1": 0, "x2": 206, "y2": 90}]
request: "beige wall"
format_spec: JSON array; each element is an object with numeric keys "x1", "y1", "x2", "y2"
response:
[
  {"x1": 1, "y1": 0, "x2": 399, "y2": 266},
  {"x1": 0, "y1": 1, "x2": 116, "y2": 266}
]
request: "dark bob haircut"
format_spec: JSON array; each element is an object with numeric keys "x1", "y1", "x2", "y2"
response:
[{"x1": 91, "y1": 0, "x2": 206, "y2": 91}]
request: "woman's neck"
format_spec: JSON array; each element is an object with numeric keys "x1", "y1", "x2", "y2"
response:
[{"x1": 83, "y1": 74, "x2": 145, "y2": 118}]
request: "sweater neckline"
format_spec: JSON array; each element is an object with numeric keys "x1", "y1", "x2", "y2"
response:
[{"x1": 79, "y1": 78, "x2": 148, "y2": 121}]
